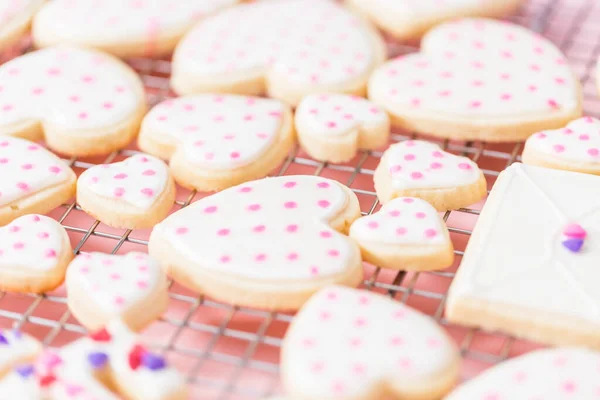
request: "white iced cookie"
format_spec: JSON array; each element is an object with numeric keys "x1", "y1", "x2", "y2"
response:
[
  {"x1": 171, "y1": 0, "x2": 386, "y2": 106},
  {"x1": 0, "y1": 214, "x2": 73, "y2": 293},
  {"x1": 149, "y1": 176, "x2": 363, "y2": 310},
  {"x1": 66, "y1": 252, "x2": 168, "y2": 331},
  {"x1": 0, "y1": 137, "x2": 76, "y2": 226},
  {"x1": 446, "y1": 348, "x2": 600, "y2": 399},
  {"x1": 139, "y1": 94, "x2": 295, "y2": 192},
  {"x1": 0, "y1": 46, "x2": 146, "y2": 156},
  {"x1": 32, "y1": 0, "x2": 238, "y2": 58},
  {"x1": 295, "y1": 94, "x2": 390, "y2": 163},
  {"x1": 374, "y1": 140, "x2": 486, "y2": 210},
  {"x1": 523, "y1": 116, "x2": 600, "y2": 175},
  {"x1": 349, "y1": 197, "x2": 453, "y2": 271},
  {"x1": 282, "y1": 286, "x2": 460, "y2": 400},
  {"x1": 0, "y1": 329, "x2": 41, "y2": 378},
  {"x1": 346, "y1": 0, "x2": 522, "y2": 41},
  {"x1": 369, "y1": 18, "x2": 582, "y2": 142},
  {"x1": 0, "y1": 0, "x2": 45, "y2": 52},
  {"x1": 77, "y1": 154, "x2": 175, "y2": 229}
]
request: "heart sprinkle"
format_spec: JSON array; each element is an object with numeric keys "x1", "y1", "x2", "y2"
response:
[
  {"x1": 15, "y1": 364, "x2": 34, "y2": 379},
  {"x1": 141, "y1": 352, "x2": 167, "y2": 371},
  {"x1": 562, "y1": 224, "x2": 587, "y2": 253},
  {"x1": 87, "y1": 352, "x2": 109, "y2": 369}
]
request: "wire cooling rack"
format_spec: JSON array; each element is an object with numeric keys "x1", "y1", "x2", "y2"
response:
[{"x1": 0, "y1": 0, "x2": 599, "y2": 398}]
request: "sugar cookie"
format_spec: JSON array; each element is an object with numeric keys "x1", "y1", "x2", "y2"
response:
[
  {"x1": 171, "y1": 0, "x2": 386, "y2": 106},
  {"x1": 447, "y1": 163, "x2": 600, "y2": 348},
  {"x1": 295, "y1": 94, "x2": 390, "y2": 163},
  {"x1": 0, "y1": 329, "x2": 41, "y2": 378},
  {"x1": 282, "y1": 286, "x2": 460, "y2": 400},
  {"x1": 149, "y1": 176, "x2": 362, "y2": 310},
  {"x1": 446, "y1": 348, "x2": 600, "y2": 399},
  {"x1": 66, "y1": 252, "x2": 168, "y2": 332},
  {"x1": 32, "y1": 0, "x2": 238, "y2": 58},
  {"x1": 0, "y1": 46, "x2": 146, "y2": 156},
  {"x1": 349, "y1": 197, "x2": 453, "y2": 271},
  {"x1": 139, "y1": 94, "x2": 295, "y2": 192},
  {"x1": 0, "y1": 137, "x2": 76, "y2": 226},
  {"x1": 374, "y1": 140, "x2": 486, "y2": 210},
  {"x1": 523, "y1": 116, "x2": 600, "y2": 175},
  {"x1": 77, "y1": 154, "x2": 175, "y2": 229},
  {"x1": 0, "y1": 0, "x2": 45, "y2": 52},
  {"x1": 369, "y1": 18, "x2": 582, "y2": 142}
]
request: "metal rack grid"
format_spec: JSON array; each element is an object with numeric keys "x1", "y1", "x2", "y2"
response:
[{"x1": 0, "y1": 0, "x2": 598, "y2": 398}]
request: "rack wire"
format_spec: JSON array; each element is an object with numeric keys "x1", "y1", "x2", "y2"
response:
[{"x1": 0, "y1": 0, "x2": 598, "y2": 398}]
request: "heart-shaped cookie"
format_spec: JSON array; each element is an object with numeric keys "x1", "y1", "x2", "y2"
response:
[
  {"x1": 523, "y1": 116, "x2": 600, "y2": 175},
  {"x1": 281, "y1": 286, "x2": 460, "y2": 399},
  {"x1": 0, "y1": 0, "x2": 45, "y2": 52},
  {"x1": 295, "y1": 94, "x2": 390, "y2": 163},
  {"x1": 66, "y1": 252, "x2": 168, "y2": 331},
  {"x1": 32, "y1": 0, "x2": 238, "y2": 58},
  {"x1": 349, "y1": 197, "x2": 454, "y2": 271},
  {"x1": 0, "y1": 329, "x2": 41, "y2": 378},
  {"x1": 149, "y1": 175, "x2": 363, "y2": 310},
  {"x1": 139, "y1": 94, "x2": 295, "y2": 192},
  {"x1": 369, "y1": 18, "x2": 582, "y2": 142},
  {"x1": 0, "y1": 137, "x2": 76, "y2": 226},
  {"x1": 0, "y1": 214, "x2": 73, "y2": 293},
  {"x1": 374, "y1": 140, "x2": 487, "y2": 210},
  {"x1": 77, "y1": 154, "x2": 175, "y2": 229},
  {"x1": 171, "y1": 0, "x2": 386, "y2": 106},
  {"x1": 0, "y1": 46, "x2": 146, "y2": 156}
]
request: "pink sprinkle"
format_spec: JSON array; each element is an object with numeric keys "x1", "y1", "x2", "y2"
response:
[
  {"x1": 49, "y1": 166, "x2": 62, "y2": 174},
  {"x1": 563, "y1": 381, "x2": 576, "y2": 393},
  {"x1": 286, "y1": 224, "x2": 298, "y2": 233},
  {"x1": 220, "y1": 255, "x2": 231, "y2": 263},
  {"x1": 563, "y1": 128, "x2": 573, "y2": 135},
  {"x1": 396, "y1": 227, "x2": 407, "y2": 236},
  {"x1": 354, "y1": 317, "x2": 366, "y2": 327},
  {"x1": 284, "y1": 181, "x2": 297, "y2": 188},
  {"x1": 175, "y1": 227, "x2": 189, "y2": 235},
  {"x1": 287, "y1": 253, "x2": 298, "y2": 261},
  {"x1": 389, "y1": 210, "x2": 400, "y2": 217},
  {"x1": 432, "y1": 151, "x2": 444, "y2": 158},
  {"x1": 103, "y1": 102, "x2": 113, "y2": 109},
  {"x1": 367, "y1": 221, "x2": 379, "y2": 229},
  {"x1": 284, "y1": 201, "x2": 297, "y2": 209},
  {"x1": 588, "y1": 148, "x2": 599, "y2": 157},
  {"x1": 317, "y1": 182, "x2": 330, "y2": 189},
  {"x1": 142, "y1": 169, "x2": 156, "y2": 176},
  {"x1": 45, "y1": 249, "x2": 57, "y2": 258},
  {"x1": 579, "y1": 134, "x2": 590, "y2": 141},
  {"x1": 21, "y1": 164, "x2": 33, "y2": 170},
  {"x1": 16, "y1": 182, "x2": 29, "y2": 191},
  {"x1": 317, "y1": 200, "x2": 330, "y2": 208},
  {"x1": 253, "y1": 225, "x2": 266, "y2": 233},
  {"x1": 0, "y1": 158, "x2": 7, "y2": 164},
  {"x1": 114, "y1": 173, "x2": 127, "y2": 179},
  {"x1": 548, "y1": 99, "x2": 559, "y2": 109},
  {"x1": 326, "y1": 121, "x2": 337, "y2": 129},
  {"x1": 470, "y1": 100, "x2": 482, "y2": 108},
  {"x1": 13, "y1": 242, "x2": 24, "y2": 250},
  {"x1": 110, "y1": 273, "x2": 121, "y2": 280},
  {"x1": 390, "y1": 336, "x2": 404, "y2": 346},
  {"x1": 230, "y1": 151, "x2": 240, "y2": 159},
  {"x1": 415, "y1": 212, "x2": 426, "y2": 219},
  {"x1": 204, "y1": 206, "x2": 217, "y2": 213},
  {"x1": 217, "y1": 228, "x2": 230, "y2": 236},
  {"x1": 255, "y1": 253, "x2": 267, "y2": 262},
  {"x1": 390, "y1": 165, "x2": 402, "y2": 174},
  {"x1": 404, "y1": 154, "x2": 415, "y2": 161},
  {"x1": 310, "y1": 266, "x2": 319, "y2": 275},
  {"x1": 410, "y1": 172, "x2": 424, "y2": 180},
  {"x1": 425, "y1": 229, "x2": 438, "y2": 238},
  {"x1": 320, "y1": 231, "x2": 332, "y2": 238},
  {"x1": 141, "y1": 188, "x2": 154, "y2": 197},
  {"x1": 239, "y1": 187, "x2": 252, "y2": 193},
  {"x1": 537, "y1": 133, "x2": 547, "y2": 139},
  {"x1": 500, "y1": 93, "x2": 512, "y2": 101},
  {"x1": 553, "y1": 144, "x2": 565, "y2": 153},
  {"x1": 328, "y1": 249, "x2": 340, "y2": 257},
  {"x1": 403, "y1": 198, "x2": 414, "y2": 203},
  {"x1": 458, "y1": 163, "x2": 472, "y2": 170},
  {"x1": 114, "y1": 297, "x2": 125, "y2": 306},
  {"x1": 78, "y1": 112, "x2": 88, "y2": 119},
  {"x1": 430, "y1": 162, "x2": 443, "y2": 169},
  {"x1": 247, "y1": 203, "x2": 261, "y2": 211},
  {"x1": 8, "y1": 226, "x2": 20, "y2": 233},
  {"x1": 114, "y1": 187, "x2": 125, "y2": 197},
  {"x1": 38, "y1": 232, "x2": 49, "y2": 239}
]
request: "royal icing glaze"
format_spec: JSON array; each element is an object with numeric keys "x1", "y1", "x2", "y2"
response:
[
  {"x1": 385, "y1": 140, "x2": 481, "y2": 190},
  {"x1": 79, "y1": 154, "x2": 169, "y2": 209},
  {"x1": 446, "y1": 348, "x2": 600, "y2": 399},
  {"x1": 0, "y1": 137, "x2": 72, "y2": 208},
  {"x1": 295, "y1": 94, "x2": 388, "y2": 136},
  {"x1": 0, "y1": 47, "x2": 139, "y2": 131},
  {"x1": 0, "y1": 329, "x2": 41, "y2": 375},
  {"x1": 174, "y1": 0, "x2": 376, "y2": 85},
  {"x1": 153, "y1": 176, "x2": 355, "y2": 280},
  {"x1": 350, "y1": 197, "x2": 445, "y2": 245},
  {"x1": 144, "y1": 94, "x2": 285, "y2": 169},
  {"x1": 369, "y1": 18, "x2": 579, "y2": 118},
  {"x1": 283, "y1": 286, "x2": 458, "y2": 398},
  {"x1": 352, "y1": 0, "x2": 501, "y2": 18}
]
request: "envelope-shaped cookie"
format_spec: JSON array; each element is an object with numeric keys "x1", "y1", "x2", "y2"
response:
[{"x1": 446, "y1": 163, "x2": 600, "y2": 348}]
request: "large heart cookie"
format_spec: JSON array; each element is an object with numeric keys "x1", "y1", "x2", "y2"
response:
[
  {"x1": 369, "y1": 18, "x2": 582, "y2": 142},
  {"x1": 0, "y1": 0, "x2": 45, "y2": 52},
  {"x1": 66, "y1": 252, "x2": 168, "y2": 331},
  {"x1": 0, "y1": 214, "x2": 73, "y2": 293},
  {"x1": 0, "y1": 329, "x2": 41, "y2": 378},
  {"x1": 77, "y1": 154, "x2": 175, "y2": 229},
  {"x1": 139, "y1": 94, "x2": 295, "y2": 192},
  {"x1": 295, "y1": 94, "x2": 390, "y2": 163},
  {"x1": 374, "y1": 140, "x2": 487, "y2": 210},
  {"x1": 523, "y1": 116, "x2": 600, "y2": 175},
  {"x1": 0, "y1": 46, "x2": 146, "y2": 156},
  {"x1": 0, "y1": 137, "x2": 76, "y2": 225},
  {"x1": 149, "y1": 175, "x2": 363, "y2": 310},
  {"x1": 33, "y1": 0, "x2": 238, "y2": 58},
  {"x1": 171, "y1": 0, "x2": 386, "y2": 106},
  {"x1": 349, "y1": 197, "x2": 454, "y2": 271},
  {"x1": 281, "y1": 286, "x2": 460, "y2": 399}
]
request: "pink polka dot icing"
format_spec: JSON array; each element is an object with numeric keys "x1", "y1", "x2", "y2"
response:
[
  {"x1": 445, "y1": 348, "x2": 600, "y2": 399},
  {"x1": 282, "y1": 286, "x2": 458, "y2": 398}
]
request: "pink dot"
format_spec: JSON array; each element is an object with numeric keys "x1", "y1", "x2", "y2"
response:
[
  {"x1": 310, "y1": 266, "x2": 319, "y2": 275},
  {"x1": 579, "y1": 134, "x2": 590, "y2": 141},
  {"x1": 38, "y1": 232, "x2": 49, "y2": 239},
  {"x1": 21, "y1": 164, "x2": 33, "y2": 170},
  {"x1": 389, "y1": 210, "x2": 400, "y2": 217},
  {"x1": 354, "y1": 317, "x2": 366, "y2": 327},
  {"x1": 432, "y1": 151, "x2": 444, "y2": 158},
  {"x1": 16, "y1": 182, "x2": 29, "y2": 191},
  {"x1": 141, "y1": 188, "x2": 154, "y2": 197},
  {"x1": 317, "y1": 200, "x2": 330, "y2": 208},
  {"x1": 247, "y1": 203, "x2": 261, "y2": 211},
  {"x1": 411, "y1": 172, "x2": 423, "y2": 180},
  {"x1": 415, "y1": 212, "x2": 426, "y2": 219},
  {"x1": 284, "y1": 201, "x2": 297, "y2": 209},
  {"x1": 32, "y1": 87, "x2": 44, "y2": 95},
  {"x1": 404, "y1": 154, "x2": 416, "y2": 161},
  {"x1": 588, "y1": 148, "x2": 599, "y2": 156},
  {"x1": 320, "y1": 231, "x2": 332, "y2": 238},
  {"x1": 389, "y1": 165, "x2": 402, "y2": 174},
  {"x1": 328, "y1": 249, "x2": 340, "y2": 257},
  {"x1": 255, "y1": 253, "x2": 267, "y2": 262},
  {"x1": 458, "y1": 163, "x2": 472, "y2": 170},
  {"x1": 230, "y1": 151, "x2": 240, "y2": 159},
  {"x1": 425, "y1": 229, "x2": 438, "y2": 238},
  {"x1": 403, "y1": 198, "x2": 414, "y2": 203},
  {"x1": 287, "y1": 252, "x2": 299, "y2": 261},
  {"x1": 390, "y1": 336, "x2": 404, "y2": 346},
  {"x1": 81, "y1": 75, "x2": 95, "y2": 83},
  {"x1": 183, "y1": 104, "x2": 195, "y2": 112},
  {"x1": 286, "y1": 224, "x2": 298, "y2": 233},
  {"x1": 367, "y1": 221, "x2": 378, "y2": 229},
  {"x1": 113, "y1": 173, "x2": 127, "y2": 180},
  {"x1": 204, "y1": 206, "x2": 217, "y2": 214},
  {"x1": 0, "y1": 158, "x2": 7, "y2": 164},
  {"x1": 220, "y1": 255, "x2": 231, "y2": 263},
  {"x1": 396, "y1": 227, "x2": 407, "y2": 235},
  {"x1": 176, "y1": 227, "x2": 188, "y2": 235},
  {"x1": 137, "y1": 281, "x2": 148, "y2": 289},
  {"x1": 114, "y1": 297, "x2": 125, "y2": 306},
  {"x1": 326, "y1": 121, "x2": 337, "y2": 128},
  {"x1": 78, "y1": 112, "x2": 88, "y2": 119},
  {"x1": 114, "y1": 187, "x2": 125, "y2": 197},
  {"x1": 103, "y1": 102, "x2": 113, "y2": 109},
  {"x1": 536, "y1": 133, "x2": 547, "y2": 139},
  {"x1": 8, "y1": 225, "x2": 20, "y2": 233},
  {"x1": 553, "y1": 144, "x2": 565, "y2": 153},
  {"x1": 142, "y1": 169, "x2": 156, "y2": 176},
  {"x1": 49, "y1": 166, "x2": 62, "y2": 174},
  {"x1": 430, "y1": 162, "x2": 443, "y2": 169},
  {"x1": 284, "y1": 181, "x2": 297, "y2": 188},
  {"x1": 69, "y1": 95, "x2": 80, "y2": 103},
  {"x1": 2, "y1": 104, "x2": 13, "y2": 112},
  {"x1": 317, "y1": 182, "x2": 330, "y2": 188},
  {"x1": 562, "y1": 381, "x2": 576, "y2": 393},
  {"x1": 239, "y1": 186, "x2": 252, "y2": 193},
  {"x1": 13, "y1": 242, "x2": 24, "y2": 250},
  {"x1": 253, "y1": 225, "x2": 266, "y2": 233},
  {"x1": 217, "y1": 228, "x2": 230, "y2": 236},
  {"x1": 45, "y1": 249, "x2": 57, "y2": 258}
]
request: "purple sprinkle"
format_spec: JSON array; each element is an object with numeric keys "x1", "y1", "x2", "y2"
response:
[
  {"x1": 141, "y1": 352, "x2": 166, "y2": 371},
  {"x1": 11, "y1": 329, "x2": 22, "y2": 339},
  {"x1": 87, "y1": 352, "x2": 109, "y2": 369},
  {"x1": 0, "y1": 333, "x2": 8, "y2": 345},
  {"x1": 15, "y1": 364, "x2": 34, "y2": 378},
  {"x1": 562, "y1": 238, "x2": 584, "y2": 253}
]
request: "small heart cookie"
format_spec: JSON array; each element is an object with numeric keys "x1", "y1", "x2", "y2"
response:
[
  {"x1": 0, "y1": 137, "x2": 76, "y2": 226},
  {"x1": 0, "y1": 0, "x2": 45, "y2": 52},
  {"x1": 349, "y1": 197, "x2": 454, "y2": 271},
  {"x1": 0, "y1": 46, "x2": 146, "y2": 156},
  {"x1": 281, "y1": 286, "x2": 460, "y2": 400},
  {"x1": 369, "y1": 19, "x2": 582, "y2": 142},
  {"x1": 139, "y1": 94, "x2": 295, "y2": 192},
  {"x1": 523, "y1": 116, "x2": 600, "y2": 175},
  {"x1": 0, "y1": 214, "x2": 73, "y2": 293},
  {"x1": 32, "y1": 0, "x2": 238, "y2": 58},
  {"x1": 66, "y1": 252, "x2": 168, "y2": 331},
  {"x1": 149, "y1": 175, "x2": 363, "y2": 310},
  {"x1": 77, "y1": 154, "x2": 175, "y2": 229},
  {"x1": 171, "y1": 0, "x2": 386, "y2": 106},
  {"x1": 374, "y1": 140, "x2": 486, "y2": 210},
  {"x1": 295, "y1": 94, "x2": 390, "y2": 163},
  {"x1": 0, "y1": 329, "x2": 41, "y2": 378}
]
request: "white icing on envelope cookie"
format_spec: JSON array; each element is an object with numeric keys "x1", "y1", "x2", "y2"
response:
[
  {"x1": 0, "y1": 329, "x2": 41, "y2": 377},
  {"x1": 369, "y1": 18, "x2": 582, "y2": 142},
  {"x1": 282, "y1": 286, "x2": 459, "y2": 399},
  {"x1": 172, "y1": 0, "x2": 385, "y2": 105},
  {"x1": 149, "y1": 175, "x2": 363, "y2": 310}
]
